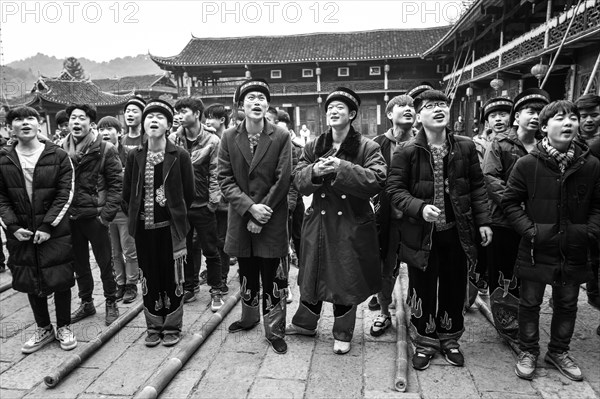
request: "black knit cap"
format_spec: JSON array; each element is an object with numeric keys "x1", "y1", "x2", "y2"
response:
[
  {"x1": 142, "y1": 99, "x2": 174, "y2": 125},
  {"x1": 325, "y1": 87, "x2": 361, "y2": 114},
  {"x1": 407, "y1": 84, "x2": 434, "y2": 100},
  {"x1": 480, "y1": 97, "x2": 513, "y2": 123},
  {"x1": 124, "y1": 96, "x2": 146, "y2": 113},
  {"x1": 511, "y1": 88, "x2": 550, "y2": 121},
  {"x1": 235, "y1": 79, "x2": 271, "y2": 103}
]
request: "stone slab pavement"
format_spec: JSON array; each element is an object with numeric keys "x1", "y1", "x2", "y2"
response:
[{"x1": 1, "y1": 240, "x2": 599, "y2": 398}]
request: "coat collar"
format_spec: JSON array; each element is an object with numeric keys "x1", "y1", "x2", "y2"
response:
[
  {"x1": 315, "y1": 126, "x2": 361, "y2": 158},
  {"x1": 234, "y1": 118, "x2": 274, "y2": 171},
  {"x1": 412, "y1": 127, "x2": 457, "y2": 150}
]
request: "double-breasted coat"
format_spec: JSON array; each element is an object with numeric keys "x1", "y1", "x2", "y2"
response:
[
  {"x1": 217, "y1": 120, "x2": 292, "y2": 258},
  {"x1": 294, "y1": 127, "x2": 387, "y2": 305}
]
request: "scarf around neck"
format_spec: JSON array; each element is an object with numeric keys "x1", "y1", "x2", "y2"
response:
[
  {"x1": 541, "y1": 136, "x2": 575, "y2": 174},
  {"x1": 63, "y1": 131, "x2": 96, "y2": 164}
]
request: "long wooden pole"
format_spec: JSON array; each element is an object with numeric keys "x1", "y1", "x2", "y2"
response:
[
  {"x1": 583, "y1": 51, "x2": 600, "y2": 95},
  {"x1": 393, "y1": 276, "x2": 409, "y2": 392},
  {"x1": 135, "y1": 292, "x2": 241, "y2": 399},
  {"x1": 540, "y1": 0, "x2": 584, "y2": 89}
]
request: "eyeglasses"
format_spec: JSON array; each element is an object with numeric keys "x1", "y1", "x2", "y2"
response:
[{"x1": 420, "y1": 102, "x2": 449, "y2": 110}]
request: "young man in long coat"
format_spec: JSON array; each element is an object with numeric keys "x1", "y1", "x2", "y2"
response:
[
  {"x1": 217, "y1": 79, "x2": 292, "y2": 354},
  {"x1": 286, "y1": 87, "x2": 387, "y2": 355}
]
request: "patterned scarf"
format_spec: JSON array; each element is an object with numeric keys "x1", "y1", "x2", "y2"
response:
[
  {"x1": 541, "y1": 137, "x2": 575, "y2": 174},
  {"x1": 248, "y1": 131, "x2": 261, "y2": 155}
]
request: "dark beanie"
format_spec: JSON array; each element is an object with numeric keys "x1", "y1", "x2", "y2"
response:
[
  {"x1": 124, "y1": 96, "x2": 146, "y2": 112},
  {"x1": 235, "y1": 79, "x2": 271, "y2": 103},
  {"x1": 325, "y1": 87, "x2": 361, "y2": 114},
  {"x1": 142, "y1": 99, "x2": 174, "y2": 125}
]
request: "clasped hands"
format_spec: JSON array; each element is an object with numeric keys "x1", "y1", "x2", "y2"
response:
[
  {"x1": 247, "y1": 203, "x2": 273, "y2": 234},
  {"x1": 312, "y1": 156, "x2": 341, "y2": 177},
  {"x1": 14, "y1": 228, "x2": 50, "y2": 244}
]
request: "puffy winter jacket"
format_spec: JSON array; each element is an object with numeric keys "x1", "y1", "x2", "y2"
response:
[
  {"x1": 67, "y1": 134, "x2": 123, "y2": 222},
  {"x1": 501, "y1": 141, "x2": 600, "y2": 285},
  {"x1": 0, "y1": 141, "x2": 75, "y2": 295},
  {"x1": 386, "y1": 129, "x2": 491, "y2": 271}
]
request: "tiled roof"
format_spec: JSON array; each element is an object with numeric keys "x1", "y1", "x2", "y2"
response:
[
  {"x1": 150, "y1": 27, "x2": 450, "y2": 67},
  {"x1": 32, "y1": 78, "x2": 133, "y2": 106},
  {"x1": 93, "y1": 74, "x2": 176, "y2": 93}
]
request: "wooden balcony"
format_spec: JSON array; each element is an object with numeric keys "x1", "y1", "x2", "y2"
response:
[
  {"x1": 444, "y1": 0, "x2": 600, "y2": 86},
  {"x1": 178, "y1": 78, "x2": 427, "y2": 98}
]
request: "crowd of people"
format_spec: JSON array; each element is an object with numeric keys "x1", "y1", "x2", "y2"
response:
[{"x1": 0, "y1": 78, "x2": 598, "y2": 384}]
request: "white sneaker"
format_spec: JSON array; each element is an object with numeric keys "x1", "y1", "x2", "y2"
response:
[
  {"x1": 210, "y1": 293, "x2": 224, "y2": 312},
  {"x1": 55, "y1": 325, "x2": 77, "y2": 351},
  {"x1": 21, "y1": 326, "x2": 55, "y2": 354},
  {"x1": 333, "y1": 339, "x2": 351, "y2": 355}
]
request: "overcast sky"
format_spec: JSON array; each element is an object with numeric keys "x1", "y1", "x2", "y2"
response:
[{"x1": 2, "y1": 1, "x2": 464, "y2": 63}]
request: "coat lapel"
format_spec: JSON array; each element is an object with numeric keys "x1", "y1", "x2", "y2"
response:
[
  {"x1": 235, "y1": 128, "x2": 253, "y2": 167},
  {"x1": 249, "y1": 128, "x2": 273, "y2": 173},
  {"x1": 163, "y1": 141, "x2": 178, "y2": 183}
]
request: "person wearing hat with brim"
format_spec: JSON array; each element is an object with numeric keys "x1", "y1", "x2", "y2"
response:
[
  {"x1": 217, "y1": 79, "x2": 292, "y2": 354},
  {"x1": 122, "y1": 96, "x2": 147, "y2": 154},
  {"x1": 470, "y1": 97, "x2": 513, "y2": 296},
  {"x1": 481, "y1": 89, "x2": 549, "y2": 343},
  {"x1": 286, "y1": 87, "x2": 387, "y2": 355},
  {"x1": 122, "y1": 99, "x2": 195, "y2": 347},
  {"x1": 386, "y1": 89, "x2": 492, "y2": 370}
]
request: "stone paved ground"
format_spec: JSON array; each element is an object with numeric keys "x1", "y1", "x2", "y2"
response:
[{"x1": 0, "y1": 243, "x2": 599, "y2": 398}]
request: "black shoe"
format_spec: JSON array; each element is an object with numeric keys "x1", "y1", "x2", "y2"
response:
[
  {"x1": 412, "y1": 352, "x2": 433, "y2": 370},
  {"x1": 368, "y1": 296, "x2": 380, "y2": 311},
  {"x1": 123, "y1": 284, "x2": 137, "y2": 304},
  {"x1": 198, "y1": 270, "x2": 207, "y2": 285},
  {"x1": 105, "y1": 300, "x2": 119, "y2": 325},
  {"x1": 268, "y1": 337, "x2": 287, "y2": 354},
  {"x1": 115, "y1": 285, "x2": 125, "y2": 302},
  {"x1": 71, "y1": 300, "x2": 96, "y2": 323},
  {"x1": 220, "y1": 284, "x2": 229, "y2": 294},
  {"x1": 442, "y1": 347, "x2": 464, "y2": 367},
  {"x1": 228, "y1": 320, "x2": 260, "y2": 333}
]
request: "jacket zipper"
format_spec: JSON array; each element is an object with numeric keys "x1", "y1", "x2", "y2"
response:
[{"x1": 415, "y1": 142, "x2": 435, "y2": 251}]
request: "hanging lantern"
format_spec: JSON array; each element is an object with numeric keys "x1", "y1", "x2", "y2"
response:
[
  {"x1": 531, "y1": 63, "x2": 549, "y2": 87},
  {"x1": 384, "y1": 94, "x2": 389, "y2": 102},
  {"x1": 466, "y1": 87, "x2": 473, "y2": 97},
  {"x1": 317, "y1": 96, "x2": 322, "y2": 104},
  {"x1": 245, "y1": 70, "x2": 251, "y2": 79},
  {"x1": 490, "y1": 78, "x2": 504, "y2": 92}
]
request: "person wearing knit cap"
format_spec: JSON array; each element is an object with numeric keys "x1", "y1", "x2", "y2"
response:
[
  {"x1": 122, "y1": 98, "x2": 195, "y2": 347},
  {"x1": 287, "y1": 87, "x2": 387, "y2": 355},
  {"x1": 386, "y1": 89, "x2": 492, "y2": 370},
  {"x1": 480, "y1": 90, "x2": 547, "y2": 344},
  {"x1": 122, "y1": 96, "x2": 147, "y2": 157},
  {"x1": 218, "y1": 79, "x2": 292, "y2": 355},
  {"x1": 368, "y1": 94, "x2": 416, "y2": 336}
]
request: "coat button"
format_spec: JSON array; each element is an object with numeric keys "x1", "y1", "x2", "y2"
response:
[
  {"x1": 341, "y1": 195, "x2": 347, "y2": 199},
  {"x1": 321, "y1": 193, "x2": 326, "y2": 198},
  {"x1": 337, "y1": 211, "x2": 343, "y2": 215},
  {"x1": 321, "y1": 210, "x2": 326, "y2": 215}
]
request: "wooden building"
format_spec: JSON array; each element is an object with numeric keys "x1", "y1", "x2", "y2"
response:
[
  {"x1": 2, "y1": 71, "x2": 132, "y2": 136},
  {"x1": 150, "y1": 28, "x2": 450, "y2": 137},
  {"x1": 424, "y1": 0, "x2": 600, "y2": 136},
  {"x1": 93, "y1": 74, "x2": 178, "y2": 101}
]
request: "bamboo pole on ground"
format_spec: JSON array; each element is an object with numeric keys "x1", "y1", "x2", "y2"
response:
[
  {"x1": 393, "y1": 276, "x2": 409, "y2": 392},
  {"x1": 135, "y1": 291, "x2": 241, "y2": 399},
  {"x1": 44, "y1": 301, "x2": 144, "y2": 387},
  {"x1": 0, "y1": 280, "x2": 11, "y2": 293},
  {"x1": 475, "y1": 296, "x2": 519, "y2": 353}
]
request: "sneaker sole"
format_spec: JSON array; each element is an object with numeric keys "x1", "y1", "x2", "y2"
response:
[
  {"x1": 514, "y1": 367, "x2": 534, "y2": 380},
  {"x1": 123, "y1": 296, "x2": 137, "y2": 304},
  {"x1": 444, "y1": 354, "x2": 464, "y2": 367},
  {"x1": 145, "y1": 340, "x2": 161, "y2": 347},
  {"x1": 369, "y1": 326, "x2": 389, "y2": 337},
  {"x1": 60, "y1": 341, "x2": 78, "y2": 351},
  {"x1": 285, "y1": 325, "x2": 317, "y2": 336},
  {"x1": 21, "y1": 335, "x2": 55, "y2": 354},
  {"x1": 544, "y1": 355, "x2": 583, "y2": 381},
  {"x1": 413, "y1": 362, "x2": 430, "y2": 371}
]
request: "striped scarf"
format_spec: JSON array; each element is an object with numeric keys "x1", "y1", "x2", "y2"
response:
[{"x1": 541, "y1": 137, "x2": 575, "y2": 174}]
